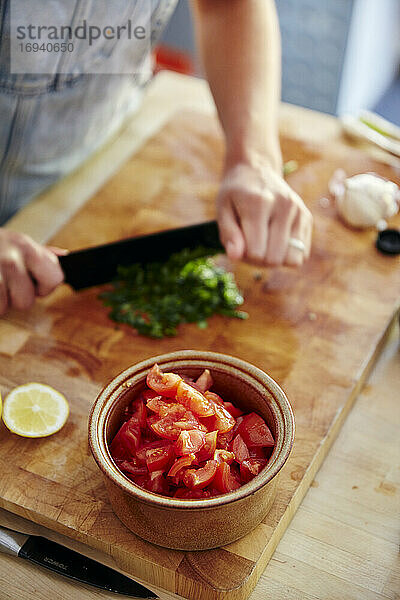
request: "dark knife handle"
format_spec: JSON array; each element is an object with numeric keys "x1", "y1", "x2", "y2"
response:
[{"x1": 19, "y1": 536, "x2": 157, "y2": 598}]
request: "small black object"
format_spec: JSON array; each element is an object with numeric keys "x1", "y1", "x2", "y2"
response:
[{"x1": 376, "y1": 229, "x2": 400, "y2": 255}]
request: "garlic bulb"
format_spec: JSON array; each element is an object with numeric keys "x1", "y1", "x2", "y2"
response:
[{"x1": 330, "y1": 171, "x2": 399, "y2": 229}]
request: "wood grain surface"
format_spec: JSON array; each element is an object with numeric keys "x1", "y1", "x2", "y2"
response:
[{"x1": 0, "y1": 108, "x2": 399, "y2": 600}]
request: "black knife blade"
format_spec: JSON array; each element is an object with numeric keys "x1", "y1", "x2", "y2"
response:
[
  {"x1": 59, "y1": 219, "x2": 224, "y2": 290},
  {"x1": 0, "y1": 526, "x2": 157, "y2": 598}
]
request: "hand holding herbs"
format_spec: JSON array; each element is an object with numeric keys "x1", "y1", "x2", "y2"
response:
[{"x1": 100, "y1": 247, "x2": 248, "y2": 338}]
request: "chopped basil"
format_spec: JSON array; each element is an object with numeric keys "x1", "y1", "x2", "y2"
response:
[
  {"x1": 283, "y1": 160, "x2": 298, "y2": 176},
  {"x1": 99, "y1": 247, "x2": 248, "y2": 338}
]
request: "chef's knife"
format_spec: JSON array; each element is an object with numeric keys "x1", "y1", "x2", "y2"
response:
[
  {"x1": 0, "y1": 525, "x2": 157, "y2": 598},
  {"x1": 58, "y1": 219, "x2": 224, "y2": 290}
]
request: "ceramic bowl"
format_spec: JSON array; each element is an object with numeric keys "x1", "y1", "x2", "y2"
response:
[{"x1": 88, "y1": 350, "x2": 295, "y2": 551}]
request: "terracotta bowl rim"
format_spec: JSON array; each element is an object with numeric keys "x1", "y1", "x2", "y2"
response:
[{"x1": 88, "y1": 350, "x2": 295, "y2": 510}]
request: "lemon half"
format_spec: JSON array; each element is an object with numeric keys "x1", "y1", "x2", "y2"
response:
[{"x1": 2, "y1": 383, "x2": 69, "y2": 438}]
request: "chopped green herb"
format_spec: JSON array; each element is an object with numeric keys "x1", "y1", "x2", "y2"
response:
[
  {"x1": 283, "y1": 160, "x2": 299, "y2": 176},
  {"x1": 99, "y1": 247, "x2": 248, "y2": 338}
]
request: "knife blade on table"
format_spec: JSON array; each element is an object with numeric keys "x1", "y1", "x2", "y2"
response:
[
  {"x1": 58, "y1": 219, "x2": 224, "y2": 290},
  {"x1": 0, "y1": 525, "x2": 158, "y2": 598}
]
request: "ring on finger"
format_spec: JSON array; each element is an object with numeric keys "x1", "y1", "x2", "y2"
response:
[{"x1": 288, "y1": 237, "x2": 306, "y2": 252}]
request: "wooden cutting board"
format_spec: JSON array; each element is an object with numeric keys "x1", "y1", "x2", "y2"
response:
[{"x1": 0, "y1": 110, "x2": 399, "y2": 600}]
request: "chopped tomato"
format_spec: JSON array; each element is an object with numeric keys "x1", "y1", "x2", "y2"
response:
[
  {"x1": 175, "y1": 430, "x2": 206, "y2": 455},
  {"x1": 213, "y1": 462, "x2": 241, "y2": 494},
  {"x1": 115, "y1": 458, "x2": 148, "y2": 477},
  {"x1": 145, "y1": 470, "x2": 170, "y2": 494},
  {"x1": 110, "y1": 437, "x2": 128, "y2": 461},
  {"x1": 123, "y1": 395, "x2": 147, "y2": 429},
  {"x1": 248, "y1": 446, "x2": 269, "y2": 459},
  {"x1": 213, "y1": 449, "x2": 235, "y2": 465},
  {"x1": 145, "y1": 444, "x2": 174, "y2": 473},
  {"x1": 173, "y1": 487, "x2": 212, "y2": 499},
  {"x1": 203, "y1": 392, "x2": 235, "y2": 433},
  {"x1": 232, "y1": 434, "x2": 250, "y2": 463},
  {"x1": 146, "y1": 364, "x2": 181, "y2": 398},
  {"x1": 130, "y1": 398, "x2": 147, "y2": 429},
  {"x1": 176, "y1": 381, "x2": 215, "y2": 417},
  {"x1": 110, "y1": 417, "x2": 141, "y2": 458},
  {"x1": 194, "y1": 369, "x2": 213, "y2": 393},
  {"x1": 167, "y1": 453, "x2": 196, "y2": 479},
  {"x1": 197, "y1": 430, "x2": 218, "y2": 461},
  {"x1": 182, "y1": 460, "x2": 218, "y2": 489},
  {"x1": 150, "y1": 415, "x2": 183, "y2": 440},
  {"x1": 141, "y1": 389, "x2": 164, "y2": 402},
  {"x1": 146, "y1": 397, "x2": 182, "y2": 417},
  {"x1": 110, "y1": 364, "x2": 275, "y2": 499},
  {"x1": 150, "y1": 407, "x2": 204, "y2": 440},
  {"x1": 232, "y1": 415, "x2": 244, "y2": 435},
  {"x1": 173, "y1": 408, "x2": 206, "y2": 431},
  {"x1": 223, "y1": 401, "x2": 244, "y2": 418},
  {"x1": 135, "y1": 439, "x2": 170, "y2": 462},
  {"x1": 204, "y1": 391, "x2": 224, "y2": 405},
  {"x1": 236, "y1": 412, "x2": 274, "y2": 447},
  {"x1": 240, "y1": 458, "x2": 266, "y2": 483},
  {"x1": 131, "y1": 474, "x2": 148, "y2": 488},
  {"x1": 216, "y1": 429, "x2": 235, "y2": 449}
]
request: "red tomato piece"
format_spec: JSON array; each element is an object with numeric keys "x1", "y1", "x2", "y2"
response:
[
  {"x1": 174, "y1": 488, "x2": 211, "y2": 499},
  {"x1": 182, "y1": 460, "x2": 218, "y2": 490},
  {"x1": 232, "y1": 415, "x2": 244, "y2": 434},
  {"x1": 149, "y1": 406, "x2": 204, "y2": 440},
  {"x1": 141, "y1": 389, "x2": 165, "y2": 402},
  {"x1": 108, "y1": 365, "x2": 276, "y2": 499},
  {"x1": 146, "y1": 397, "x2": 181, "y2": 417},
  {"x1": 213, "y1": 462, "x2": 241, "y2": 494},
  {"x1": 150, "y1": 415, "x2": 183, "y2": 440},
  {"x1": 196, "y1": 430, "x2": 218, "y2": 461},
  {"x1": 213, "y1": 449, "x2": 235, "y2": 465},
  {"x1": 216, "y1": 429, "x2": 235, "y2": 449},
  {"x1": 232, "y1": 434, "x2": 250, "y2": 463},
  {"x1": 194, "y1": 369, "x2": 213, "y2": 393},
  {"x1": 223, "y1": 401, "x2": 244, "y2": 418},
  {"x1": 173, "y1": 409, "x2": 206, "y2": 432},
  {"x1": 236, "y1": 413, "x2": 274, "y2": 447},
  {"x1": 145, "y1": 444, "x2": 174, "y2": 473},
  {"x1": 208, "y1": 487, "x2": 223, "y2": 497},
  {"x1": 248, "y1": 446, "x2": 270, "y2": 459},
  {"x1": 131, "y1": 398, "x2": 147, "y2": 429},
  {"x1": 135, "y1": 439, "x2": 170, "y2": 463},
  {"x1": 146, "y1": 364, "x2": 181, "y2": 398},
  {"x1": 204, "y1": 391, "x2": 224, "y2": 405},
  {"x1": 167, "y1": 453, "x2": 196, "y2": 478},
  {"x1": 131, "y1": 474, "x2": 148, "y2": 488},
  {"x1": 240, "y1": 458, "x2": 266, "y2": 483},
  {"x1": 203, "y1": 393, "x2": 236, "y2": 433},
  {"x1": 110, "y1": 417, "x2": 141, "y2": 459},
  {"x1": 123, "y1": 397, "x2": 147, "y2": 429},
  {"x1": 109, "y1": 438, "x2": 128, "y2": 461},
  {"x1": 145, "y1": 470, "x2": 170, "y2": 495},
  {"x1": 176, "y1": 381, "x2": 215, "y2": 417},
  {"x1": 122, "y1": 420, "x2": 141, "y2": 451},
  {"x1": 115, "y1": 458, "x2": 148, "y2": 477},
  {"x1": 175, "y1": 430, "x2": 206, "y2": 455}
]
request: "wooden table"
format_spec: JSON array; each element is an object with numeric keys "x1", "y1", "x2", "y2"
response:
[{"x1": 1, "y1": 72, "x2": 399, "y2": 600}]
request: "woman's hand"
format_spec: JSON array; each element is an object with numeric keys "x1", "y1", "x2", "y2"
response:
[
  {"x1": 217, "y1": 160, "x2": 313, "y2": 267},
  {"x1": 0, "y1": 230, "x2": 65, "y2": 314}
]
